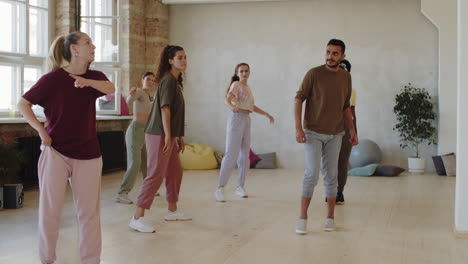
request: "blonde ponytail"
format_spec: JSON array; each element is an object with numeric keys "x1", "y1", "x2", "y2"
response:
[{"x1": 46, "y1": 36, "x2": 65, "y2": 72}]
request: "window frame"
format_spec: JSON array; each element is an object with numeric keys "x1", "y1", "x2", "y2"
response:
[
  {"x1": 80, "y1": 0, "x2": 122, "y2": 115},
  {"x1": 0, "y1": 0, "x2": 52, "y2": 117}
]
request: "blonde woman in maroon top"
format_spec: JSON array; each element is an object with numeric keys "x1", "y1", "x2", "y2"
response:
[{"x1": 18, "y1": 32, "x2": 115, "y2": 264}]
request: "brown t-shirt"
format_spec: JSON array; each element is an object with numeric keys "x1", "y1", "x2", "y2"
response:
[
  {"x1": 145, "y1": 73, "x2": 185, "y2": 137},
  {"x1": 295, "y1": 64, "x2": 351, "y2": 135}
]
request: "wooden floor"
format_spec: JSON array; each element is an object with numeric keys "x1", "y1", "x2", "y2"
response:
[{"x1": 0, "y1": 169, "x2": 467, "y2": 264}]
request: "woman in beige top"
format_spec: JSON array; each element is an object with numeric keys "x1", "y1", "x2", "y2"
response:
[{"x1": 116, "y1": 72, "x2": 156, "y2": 204}]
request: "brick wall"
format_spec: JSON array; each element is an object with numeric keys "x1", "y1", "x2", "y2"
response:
[
  {"x1": 122, "y1": 0, "x2": 169, "y2": 98},
  {"x1": 55, "y1": 0, "x2": 76, "y2": 36},
  {"x1": 144, "y1": 0, "x2": 169, "y2": 73}
]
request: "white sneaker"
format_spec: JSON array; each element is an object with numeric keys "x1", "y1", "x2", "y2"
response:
[
  {"x1": 235, "y1": 186, "x2": 248, "y2": 198},
  {"x1": 323, "y1": 218, "x2": 336, "y2": 232},
  {"x1": 116, "y1": 192, "x2": 133, "y2": 204},
  {"x1": 129, "y1": 216, "x2": 155, "y2": 233},
  {"x1": 295, "y1": 219, "x2": 307, "y2": 235},
  {"x1": 214, "y1": 188, "x2": 225, "y2": 202},
  {"x1": 164, "y1": 210, "x2": 192, "y2": 221}
]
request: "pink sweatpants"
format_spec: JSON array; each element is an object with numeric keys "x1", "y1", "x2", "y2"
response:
[
  {"x1": 37, "y1": 146, "x2": 102, "y2": 264},
  {"x1": 136, "y1": 134, "x2": 183, "y2": 210}
]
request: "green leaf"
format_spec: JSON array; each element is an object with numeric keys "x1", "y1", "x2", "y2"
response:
[{"x1": 393, "y1": 83, "x2": 437, "y2": 158}]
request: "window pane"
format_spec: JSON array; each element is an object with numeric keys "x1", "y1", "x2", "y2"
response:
[
  {"x1": 23, "y1": 66, "x2": 42, "y2": 94},
  {"x1": 29, "y1": 7, "x2": 48, "y2": 56},
  {"x1": 81, "y1": 0, "x2": 87, "y2": 16},
  {"x1": 95, "y1": 69, "x2": 120, "y2": 114},
  {"x1": 29, "y1": 0, "x2": 48, "y2": 8},
  {"x1": 0, "y1": 64, "x2": 17, "y2": 111},
  {"x1": 81, "y1": 18, "x2": 119, "y2": 62},
  {"x1": 81, "y1": 0, "x2": 118, "y2": 17},
  {"x1": 0, "y1": 1, "x2": 26, "y2": 54},
  {"x1": 24, "y1": 66, "x2": 44, "y2": 113}
]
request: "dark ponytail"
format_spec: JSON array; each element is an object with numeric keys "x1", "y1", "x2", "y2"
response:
[
  {"x1": 155, "y1": 45, "x2": 184, "y2": 87},
  {"x1": 226, "y1": 63, "x2": 249, "y2": 95},
  {"x1": 339, "y1": 59, "x2": 351, "y2": 72}
]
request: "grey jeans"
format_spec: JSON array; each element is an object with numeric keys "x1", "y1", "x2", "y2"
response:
[{"x1": 302, "y1": 129, "x2": 344, "y2": 198}]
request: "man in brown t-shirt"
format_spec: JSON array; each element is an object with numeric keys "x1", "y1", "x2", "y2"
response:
[{"x1": 294, "y1": 39, "x2": 358, "y2": 235}]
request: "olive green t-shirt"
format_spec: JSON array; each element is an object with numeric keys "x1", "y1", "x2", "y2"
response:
[
  {"x1": 145, "y1": 73, "x2": 185, "y2": 137},
  {"x1": 295, "y1": 64, "x2": 351, "y2": 135}
]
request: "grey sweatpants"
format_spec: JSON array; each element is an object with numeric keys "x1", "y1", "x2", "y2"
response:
[
  {"x1": 302, "y1": 130, "x2": 344, "y2": 198},
  {"x1": 218, "y1": 112, "x2": 251, "y2": 187}
]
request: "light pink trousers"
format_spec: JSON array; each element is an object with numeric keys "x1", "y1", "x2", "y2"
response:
[{"x1": 37, "y1": 145, "x2": 102, "y2": 264}]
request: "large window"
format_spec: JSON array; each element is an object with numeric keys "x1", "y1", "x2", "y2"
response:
[
  {"x1": 0, "y1": 0, "x2": 49, "y2": 116},
  {"x1": 81, "y1": 0, "x2": 121, "y2": 115}
]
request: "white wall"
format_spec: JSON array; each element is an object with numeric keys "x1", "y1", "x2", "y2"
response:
[
  {"x1": 163, "y1": 0, "x2": 283, "y2": 3},
  {"x1": 421, "y1": 0, "x2": 457, "y2": 155},
  {"x1": 455, "y1": 0, "x2": 468, "y2": 233},
  {"x1": 169, "y1": 0, "x2": 438, "y2": 169}
]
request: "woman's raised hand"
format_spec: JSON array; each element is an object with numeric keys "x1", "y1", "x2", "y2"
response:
[{"x1": 129, "y1": 87, "x2": 137, "y2": 97}]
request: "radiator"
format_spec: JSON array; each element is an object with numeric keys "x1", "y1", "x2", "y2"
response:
[
  {"x1": 97, "y1": 131, "x2": 127, "y2": 172},
  {"x1": 16, "y1": 136, "x2": 41, "y2": 189},
  {"x1": 16, "y1": 131, "x2": 126, "y2": 189}
]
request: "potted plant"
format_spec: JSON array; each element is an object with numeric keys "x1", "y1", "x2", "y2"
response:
[{"x1": 393, "y1": 83, "x2": 437, "y2": 173}]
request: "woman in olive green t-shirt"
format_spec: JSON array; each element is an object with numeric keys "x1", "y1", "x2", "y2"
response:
[{"x1": 129, "y1": 45, "x2": 192, "y2": 233}]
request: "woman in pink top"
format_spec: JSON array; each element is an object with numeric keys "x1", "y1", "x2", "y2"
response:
[
  {"x1": 18, "y1": 32, "x2": 115, "y2": 264},
  {"x1": 214, "y1": 63, "x2": 275, "y2": 202}
]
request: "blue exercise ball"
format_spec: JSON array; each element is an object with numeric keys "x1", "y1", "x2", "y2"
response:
[{"x1": 349, "y1": 139, "x2": 382, "y2": 168}]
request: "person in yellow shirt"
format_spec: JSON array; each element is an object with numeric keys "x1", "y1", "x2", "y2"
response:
[{"x1": 336, "y1": 59, "x2": 357, "y2": 204}]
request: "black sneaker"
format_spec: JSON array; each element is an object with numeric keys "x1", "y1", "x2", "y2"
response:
[{"x1": 336, "y1": 192, "x2": 345, "y2": 204}]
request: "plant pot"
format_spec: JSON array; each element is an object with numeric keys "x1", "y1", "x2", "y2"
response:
[{"x1": 408, "y1": 157, "x2": 426, "y2": 173}]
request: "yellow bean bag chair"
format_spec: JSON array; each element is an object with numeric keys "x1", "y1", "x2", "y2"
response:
[{"x1": 179, "y1": 143, "x2": 218, "y2": 170}]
